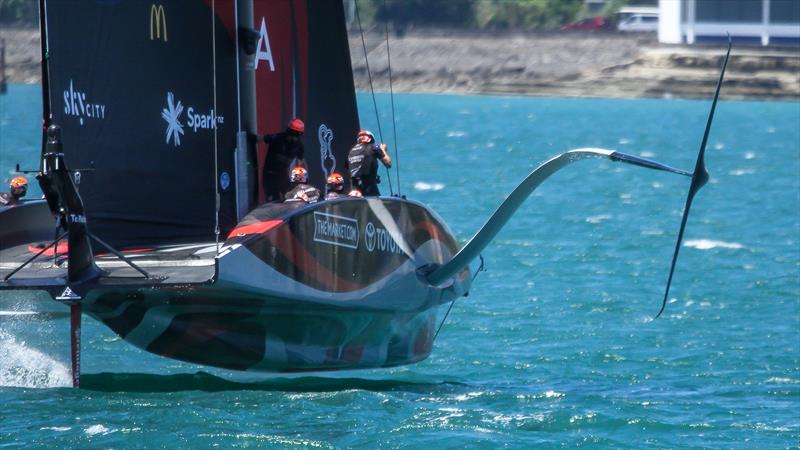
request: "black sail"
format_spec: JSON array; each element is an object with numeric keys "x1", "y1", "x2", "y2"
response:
[{"x1": 42, "y1": 0, "x2": 238, "y2": 248}]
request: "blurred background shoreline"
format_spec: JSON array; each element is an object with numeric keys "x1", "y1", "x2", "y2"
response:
[{"x1": 2, "y1": 25, "x2": 798, "y2": 101}]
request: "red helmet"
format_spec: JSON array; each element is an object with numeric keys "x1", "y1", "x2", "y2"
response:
[
  {"x1": 326, "y1": 172, "x2": 344, "y2": 191},
  {"x1": 290, "y1": 166, "x2": 308, "y2": 183},
  {"x1": 357, "y1": 130, "x2": 374, "y2": 144},
  {"x1": 9, "y1": 176, "x2": 27, "y2": 197},
  {"x1": 288, "y1": 118, "x2": 304, "y2": 134}
]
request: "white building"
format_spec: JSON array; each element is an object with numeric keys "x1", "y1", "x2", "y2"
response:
[{"x1": 659, "y1": 0, "x2": 800, "y2": 45}]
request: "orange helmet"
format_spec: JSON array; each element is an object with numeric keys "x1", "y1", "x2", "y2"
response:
[
  {"x1": 326, "y1": 172, "x2": 344, "y2": 191},
  {"x1": 290, "y1": 166, "x2": 308, "y2": 183},
  {"x1": 9, "y1": 176, "x2": 27, "y2": 197},
  {"x1": 348, "y1": 188, "x2": 362, "y2": 198},
  {"x1": 288, "y1": 118, "x2": 304, "y2": 134},
  {"x1": 357, "y1": 130, "x2": 374, "y2": 144}
]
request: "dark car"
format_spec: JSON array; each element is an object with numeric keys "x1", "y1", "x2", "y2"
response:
[{"x1": 561, "y1": 16, "x2": 611, "y2": 31}]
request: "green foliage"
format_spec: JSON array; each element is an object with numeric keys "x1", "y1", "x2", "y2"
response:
[
  {"x1": 475, "y1": 0, "x2": 583, "y2": 29},
  {"x1": 600, "y1": 0, "x2": 630, "y2": 17},
  {"x1": 377, "y1": 0, "x2": 477, "y2": 27},
  {"x1": 355, "y1": 0, "x2": 583, "y2": 30},
  {"x1": 0, "y1": 0, "x2": 38, "y2": 25},
  {"x1": 355, "y1": 0, "x2": 378, "y2": 26}
]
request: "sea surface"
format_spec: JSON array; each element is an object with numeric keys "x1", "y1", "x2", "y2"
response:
[{"x1": 1, "y1": 84, "x2": 798, "y2": 448}]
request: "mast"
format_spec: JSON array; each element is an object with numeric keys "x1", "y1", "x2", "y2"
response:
[
  {"x1": 38, "y1": 0, "x2": 51, "y2": 159},
  {"x1": 236, "y1": 0, "x2": 257, "y2": 219}
]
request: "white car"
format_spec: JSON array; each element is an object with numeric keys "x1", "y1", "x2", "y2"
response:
[{"x1": 617, "y1": 14, "x2": 658, "y2": 32}]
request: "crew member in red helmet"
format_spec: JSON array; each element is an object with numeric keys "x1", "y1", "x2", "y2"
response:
[
  {"x1": 261, "y1": 118, "x2": 306, "y2": 202},
  {"x1": 0, "y1": 176, "x2": 28, "y2": 207}
]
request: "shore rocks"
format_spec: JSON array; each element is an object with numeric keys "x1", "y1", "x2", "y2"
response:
[{"x1": 2, "y1": 27, "x2": 798, "y2": 100}]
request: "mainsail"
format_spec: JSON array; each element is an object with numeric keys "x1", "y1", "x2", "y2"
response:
[
  {"x1": 253, "y1": 0, "x2": 360, "y2": 200},
  {"x1": 40, "y1": 0, "x2": 360, "y2": 248},
  {"x1": 42, "y1": 0, "x2": 239, "y2": 248}
]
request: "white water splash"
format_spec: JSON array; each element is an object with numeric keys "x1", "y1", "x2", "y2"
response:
[
  {"x1": 684, "y1": 239, "x2": 744, "y2": 250},
  {"x1": 85, "y1": 424, "x2": 115, "y2": 436},
  {"x1": 0, "y1": 330, "x2": 71, "y2": 388},
  {"x1": 446, "y1": 130, "x2": 466, "y2": 138},
  {"x1": 544, "y1": 390, "x2": 564, "y2": 398},
  {"x1": 766, "y1": 377, "x2": 800, "y2": 384},
  {"x1": 414, "y1": 182, "x2": 445, "y2": 191},
  {"x1": 586, "y1": 214, "x2": 612, "y2": 224},
  {"x1": 639, "y1": 151, "x2": 656, "y2": 158},
  {"x1": 618, "y1": 138, "x2": 631, "y2": 145}
]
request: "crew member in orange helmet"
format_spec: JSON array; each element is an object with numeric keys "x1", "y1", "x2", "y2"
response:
[
  {"x1": 284, "y1": 166, "x2": 320, "y2": 203},
  {"x1": 0, "y1": 176, "x2": 28, "y2": 207},
  {"x1": 324, "y1": 172, "x2": 346, "y2": 199},
  {"x1": 261, "y1": 118, "x2": 306, "y2": 202}
]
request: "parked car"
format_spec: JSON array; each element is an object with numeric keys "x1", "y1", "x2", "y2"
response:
[
  {"x1": 561, "y1": 16, "x2": 611, "y2": 31},
  {"x1": 617, "y1": 14, "x2": 658, "y2": 32}
]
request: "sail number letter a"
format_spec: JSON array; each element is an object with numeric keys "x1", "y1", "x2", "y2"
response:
[{"x1": 255, "y1": 17, "x2": 275, "y2": 72}]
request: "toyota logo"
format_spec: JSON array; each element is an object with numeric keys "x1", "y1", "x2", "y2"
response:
[{"x1": 365, "y1": 222, "x2": 376, "y2": 252}]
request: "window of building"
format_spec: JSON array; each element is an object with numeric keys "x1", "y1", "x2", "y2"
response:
[
  {"x1": 695, "y1": 0, "x2": 763, "y2": 23},
  {"x1": 771, "y1": 0, "x2": 800, "y2": 23}
]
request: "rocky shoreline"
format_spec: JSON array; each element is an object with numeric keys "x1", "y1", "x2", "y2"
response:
[{"x1": 2, "y1": 27, "x2": 798, "y2": 100}]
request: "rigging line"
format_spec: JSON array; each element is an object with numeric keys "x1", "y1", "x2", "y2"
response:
[
  {"x1": 354, "y1": 1, "x2": 393, "y2": 196},
  {"x1": 433, "y1": 255, "x2": 485, "y2": 341},
  {"x1": 383, "y1": 0, "x2": 400, "y2": 196},
  {"x1": 212, "y1": 0, "x2": 220, "y2": 253}
]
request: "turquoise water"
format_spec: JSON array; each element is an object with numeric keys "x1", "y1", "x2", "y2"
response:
[{"x1": 1, "y1": 83, "x2": 798, "y2": 447}]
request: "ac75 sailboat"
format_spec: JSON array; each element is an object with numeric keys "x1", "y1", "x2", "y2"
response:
[{"x1": 0, "y1": 0, "x2": 730, "y2": 387}]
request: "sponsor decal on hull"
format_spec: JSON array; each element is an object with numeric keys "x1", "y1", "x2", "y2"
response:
[
  {"x1": 313, "y1": 212, "x2": 359, "y2": 249},
  {"x1": 364, "y1": 221, "x2": 404, "y2": 255}
]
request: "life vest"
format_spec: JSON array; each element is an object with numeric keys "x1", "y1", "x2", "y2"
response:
[
  {"x1": 347, "y1": 143, "x2": 379, "y2": 182},
  {"x1": 285, "y1": 183, "x2": 321, "y2": 203}
]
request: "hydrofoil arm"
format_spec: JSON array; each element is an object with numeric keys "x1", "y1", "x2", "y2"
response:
[{"x1": 425, "y1": 148, "x2": 692, "y2": 286}]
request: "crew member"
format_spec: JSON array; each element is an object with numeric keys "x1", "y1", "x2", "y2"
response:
[
  {"x1": 346, "y1": 130, "x2": 391, "y2": 196},
  {"x1": 0, "y1": 176, "x2": 27, "y2": 207},
  {"x1": 284, "y1": 166, "x2": 320, "y2": 203},
  {"x1": 262, "y1": 118, "x2": 306, "y2": 202},
  {"x1": 348, "y1": 188, "x2": 363, "y2": 198},
  {"x1": 325, "y1": 172, "x2": 345, "y2": 200}
]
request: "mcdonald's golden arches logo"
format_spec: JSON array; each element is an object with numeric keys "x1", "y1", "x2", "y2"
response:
[{"x1": 150, "y1": 4, "x2": 167, "y2": 42}]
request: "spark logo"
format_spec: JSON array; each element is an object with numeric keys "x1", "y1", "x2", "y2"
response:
[
  {"x1": 160, "y1": 92, "x2": 225, "y2": 147},
  {"x1": 161, "y1": 92, "x2": 184, "y2": 146}
]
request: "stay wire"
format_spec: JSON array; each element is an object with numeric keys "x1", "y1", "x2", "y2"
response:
[
  {"x1": 433, "y1": 255, "x2": 485, "y2": 341},
  {"x1": 383, "y1": 1, "x2": 400, "y2": 196},
  {"x1": 212, "y1": 0, "x2": 220, "y2": 253},
  {"x1": 354, "y1": 1, "x2": 393, "y2": 196}
]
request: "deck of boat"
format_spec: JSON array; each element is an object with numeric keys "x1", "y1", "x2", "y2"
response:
[{"x1": 0, "y1": 241, "x2": 218, "y2": 290}]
